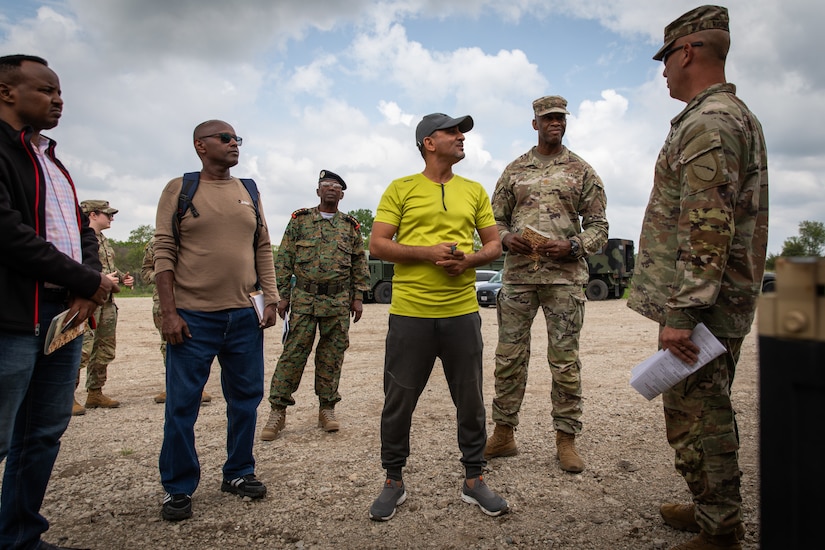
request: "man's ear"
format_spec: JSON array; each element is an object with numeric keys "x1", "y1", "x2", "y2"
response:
[{"x1": 0, "y1": 82, "x2": 15, "y2": 105}]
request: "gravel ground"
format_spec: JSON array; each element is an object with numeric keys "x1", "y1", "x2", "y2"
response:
[{"x1": 39, "y1": 297, "x2": 760, "y2": 549}]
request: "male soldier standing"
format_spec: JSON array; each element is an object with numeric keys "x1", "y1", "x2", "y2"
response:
[
  {"x1": 628, "y1": 6, "x2": 768, "y2": 550},
  {"x1": 486, "y1": 95, "x2": 608, "y2": 473},
  {"x1": 75, "y1": 199, "x2": 134, "y2": 413},
  {"x1": 261, "y1": 170, "x2": 369, "y2": 440}
]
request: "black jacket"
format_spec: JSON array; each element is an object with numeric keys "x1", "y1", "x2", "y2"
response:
[{"x1": 0, "y1": 118, "x2": 102, "y2": 334}]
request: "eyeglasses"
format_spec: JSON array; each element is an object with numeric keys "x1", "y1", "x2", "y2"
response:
[
  {"x1": 196, "y1": 132, "x2": 243, "y2": 145},
  {"x1": 319, "y1": 181, "x2": 343, "y2": 190},
  {"x1": 93, "y1": 211, "x2": 114, "y2": 219},
  {"x1": 661, "y1": 41, "x2": 703, "y2": 64}
]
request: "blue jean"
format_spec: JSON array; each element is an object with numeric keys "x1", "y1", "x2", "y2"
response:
[
  {"x1": 159, "y1": 308, "x2": 264, "y2": 496},
  {"x1": 0, "y1": 301, "x2": 82, "y2": 550}
]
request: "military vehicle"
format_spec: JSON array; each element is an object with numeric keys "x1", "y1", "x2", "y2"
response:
[
  {"x1": 584, "y1": 238, "x2": 635, "y2": 300},
  {"x1": 367, "y1": 239, "x2": 634, "y2": 303},
  {"x1": 366, "y1": 256, "x2": 504, "y2": 304}
]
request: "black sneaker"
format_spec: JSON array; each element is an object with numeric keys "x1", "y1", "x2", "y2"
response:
[
  {"x1": 461, "y1": 476, "x2": 509, "y2": 517},
  {"x1": 221, "y1": 473, "x2": 267, "y2": 499},
  {"x1": 161, "y1": 493, "x2": 192, "y2": 521},
  {"x1": 369, "y1": 479, "x2": 407, "y2": 521}
]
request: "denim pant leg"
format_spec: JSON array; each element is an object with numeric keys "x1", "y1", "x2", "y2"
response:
[
  {"x1": 0, "y1": 302, "x2": 81, "y2": 550},
  {"x1": 217, "y1": 307, "x2": 264, "y2": 480},
  {"x1": 437, "y1": 313, "x2": 487, "y2": 478},
  {"x1": 159, "y1": 309, "x2": 220, "y2": 495},
  {"x1": 380, "y1": 315, "x2": 437, "y2": 474}
]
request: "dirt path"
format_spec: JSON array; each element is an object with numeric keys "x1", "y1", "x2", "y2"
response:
[{"x1": 42, "y1": 297, "x2": 760, "y2": 549}]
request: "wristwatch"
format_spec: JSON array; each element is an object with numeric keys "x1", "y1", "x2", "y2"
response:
[{"x1": 568, "y1": 239, "x2": 580, "y2": 258}]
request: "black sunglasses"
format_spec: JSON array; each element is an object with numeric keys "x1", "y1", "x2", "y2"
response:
[
  {"x1": 197, "y1": 132, "x2": 243, "y2": 145},
  {"x1": 661, "y1": 41, "x2": 703, "y2": 64}
]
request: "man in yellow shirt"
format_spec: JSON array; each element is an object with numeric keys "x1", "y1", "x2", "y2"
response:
[{"x1": 368, "y1": 113, "x2": 506, "y2": 521}]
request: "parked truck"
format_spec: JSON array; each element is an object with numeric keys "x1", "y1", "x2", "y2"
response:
[
  {"x1": 366, "y1": 238, "x2": 634, "y2": 303},
  {"x1": 584, "y1": 238, "x2": 635, "y2": 300}
]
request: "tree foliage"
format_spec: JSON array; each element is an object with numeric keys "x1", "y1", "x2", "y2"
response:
[
  {"x1": 109, "y1": 224, "x2": 154, "y2": 290},
  {"x1": 767, "y1": 220, "x2": 825, "y2": 270},
  {"x1": 348, "y1": 208, "x2": 374, "y2": 248}
]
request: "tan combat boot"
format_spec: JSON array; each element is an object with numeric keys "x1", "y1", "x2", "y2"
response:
[
  {"x1": 556, "y1": 431, "x2": 584, "y2": 473},
  {"x1": 661, "y1": 503, "x2": 746, "y2": 540},
  {"x1": 318, "y1": 408, "x2": 340, "y2": 432},
  {"x1": 260, "y1": 408, "x2": 286, "y2": 441},
  {"x1": 484, "y1": 424, "x2": 518, "y2": 459},
  {"x1": 72, "y1": 398, "x2": 86, "y2": 416},
  {"x1": 154, "y1": 391, "x2": 210, "y2": 404},
  {"x1": 670, "y1": 531, "x2": 742, "y2": 550},
  {"x1": 85, "y1": 388, "x2": 120, "y2": 408}
]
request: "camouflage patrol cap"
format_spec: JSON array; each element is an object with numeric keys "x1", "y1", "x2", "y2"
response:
[
  {"x1": 80, "y1": 199, "x2": 118, "y2": 215},
  {"x1": 533, "y1": 95, "x2": 570, "y2": 117},
  {"x1": 318, "y1": 169, "x2": 346, "y2": 190},
  {"x1": 653, "y1": 5, "x2": 730, "y2": 61}
]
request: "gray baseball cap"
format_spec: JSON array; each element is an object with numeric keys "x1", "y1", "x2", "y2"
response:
[{"x1": 415, "y1": 113, "x2": 474, "y2": 148}]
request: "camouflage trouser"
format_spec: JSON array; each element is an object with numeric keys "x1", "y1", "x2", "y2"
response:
[
  {"x1": 79, "y1": 299, "x2": 118, "y2": 390},
  {"x1": 152, "y1": 296, "x2": 166, "y2": 364},
  {"x1": 492, "y1": 283, "x2": 585, "y2": 433},
  {"x1": 663, "y1": 335, "x2": 744, "y2": 536},
  {"x1": 268, "y1": 311, "x2": 350, "y2": 409}
]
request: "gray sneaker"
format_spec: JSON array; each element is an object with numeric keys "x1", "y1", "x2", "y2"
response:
[
  {"x1": 461, "y1": 476, "x2": 508, "y2": 517},
  {"x1": 369, "y1": 479, "x2": 407, "y2": 521}
]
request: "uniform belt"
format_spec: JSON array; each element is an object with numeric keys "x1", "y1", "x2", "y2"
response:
[
  {"x1": 294, "y1": 278, "x2": 346, "y2": 296},
  {"x1": 41, "y1": 287, "x2": 70, "y2": 303}
]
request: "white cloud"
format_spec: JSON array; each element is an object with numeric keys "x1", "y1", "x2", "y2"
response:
[{"x1": 1, "y1": 0, "x2": 821, "y2": 256}]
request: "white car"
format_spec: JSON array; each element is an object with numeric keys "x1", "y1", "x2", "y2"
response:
[{"x1": 475, "y1": 269, "x2": 499, "y2": 290}]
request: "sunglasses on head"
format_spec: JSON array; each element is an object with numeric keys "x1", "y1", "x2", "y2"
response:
[{"x1": 197, "y1": 132, "x2": 243, "y2": 145}]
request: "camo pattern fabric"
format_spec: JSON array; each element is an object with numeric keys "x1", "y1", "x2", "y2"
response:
[
  {"x1": 627, "y1": 83, "x2": 769, "y2": 337},
  {"x1": 663, "y1": 335, "x2": 744, "y2": 536},
  {"x1": 491, "y1": 146, "x2": 609, "y2": 285},
  {"x1": 268, "y1": 312, "x2": 349, "y2": 409},
  {"x1": 140, "y1": 238, "x2": 166, "y2": 361},
  {"x1": 276, "y1": 207, "x2": 369, "y2": 316},
  {"x1": 269, "y1": 207, "x2": 369, "y2": 409},
  {"x1": 80, "y1": 232, "x2": 120, "y2": 389},
  {"x1": 492, "y1": 283, "x2": 585, "y2": 432}
]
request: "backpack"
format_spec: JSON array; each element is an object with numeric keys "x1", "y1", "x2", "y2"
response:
[{"x1": 172, "y1": 172, "x2": 262, "y2": 250}]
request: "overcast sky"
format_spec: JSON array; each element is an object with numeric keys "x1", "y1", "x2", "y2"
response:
[{"x1": 2, "y1": 0, "x2": 823, "y2": 255}]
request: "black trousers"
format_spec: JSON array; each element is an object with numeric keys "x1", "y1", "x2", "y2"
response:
[{"x1": 380, "y1": 312, "x2": 487, "y2": 478}]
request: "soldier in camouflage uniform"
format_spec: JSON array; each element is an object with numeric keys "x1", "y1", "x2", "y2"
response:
[
  {"x1": 75, "y1": 200, "x2": 134, "y2": 413},
  {"x1": 140, "y1": 237, "x2": 211, "y2": 405},
  {"x1": 627, "y1": 6, "x2": 768, "y2": 550},
  {"x1": 260, "y1": 170, "x2": 369, "y2": 440},
  {"x1": 487, "y1": 95, "x2": 609, "y2": 473}
]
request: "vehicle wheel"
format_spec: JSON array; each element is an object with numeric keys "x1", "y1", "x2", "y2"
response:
[
  {"x1": 585, "y1": 279, "x2": 609, "y2": 301},
  {"x1": 762, "y1": 279, "x2": 775, "y2": 293},
  {"x1": 374, "y1": 281, "x2": 392, "y2": 304}
]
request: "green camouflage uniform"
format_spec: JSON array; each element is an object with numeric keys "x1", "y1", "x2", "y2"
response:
[
  {"x1": 628, "y1": 82, "x2": 768, "y2": 535},
  {"x1": 140, "y1": 237, "x2": 165, "y2": 362},
  {"x1": 491, "y1": 145, "x2": 608, "y2": 434},
  {"x1": 268, "y1": 207, "x2": 369, "y2": 409},
  {"x1": 80, "y1": 231, "x2": 119, "y2": 390}
]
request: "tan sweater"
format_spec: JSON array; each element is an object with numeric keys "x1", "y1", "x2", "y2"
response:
[{"x1": 154, "y1": 176, "x2": 279, "y2": 312}]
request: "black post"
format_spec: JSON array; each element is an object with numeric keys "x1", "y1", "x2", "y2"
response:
[{"x1": 758, "y1": 257, "x2": 825, "y2": 548}]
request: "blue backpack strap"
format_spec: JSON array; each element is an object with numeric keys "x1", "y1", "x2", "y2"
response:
[{"x1": 173, "y1": 172, "x2": 200, "y2": 247}]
